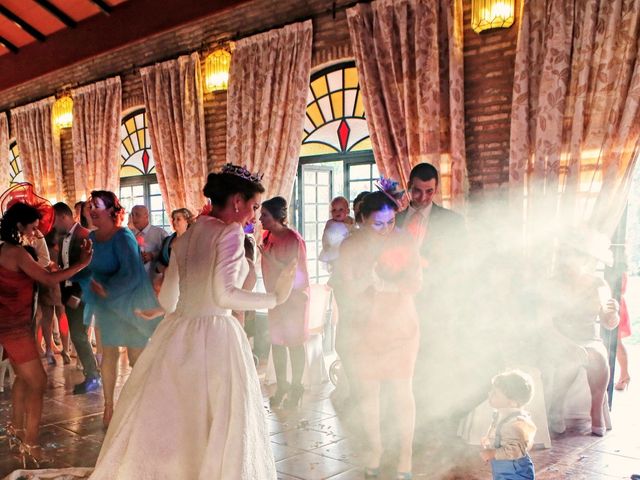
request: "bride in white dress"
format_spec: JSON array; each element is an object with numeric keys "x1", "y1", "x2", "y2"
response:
[{"x1": 4, "y1": 165, "x2": 294, "y2": 480}]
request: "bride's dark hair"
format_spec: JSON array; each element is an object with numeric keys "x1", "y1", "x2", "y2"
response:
[{"x1": 203, "y1": 172, "x2": 265, "y2": 207}]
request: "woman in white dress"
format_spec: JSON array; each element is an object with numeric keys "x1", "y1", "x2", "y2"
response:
[
  {"x1": 89, "y1": 165, "x2": 294, "y2": 479},
  {"x1": 3, "y1": 166, "x2": 294, "y2": 480}
]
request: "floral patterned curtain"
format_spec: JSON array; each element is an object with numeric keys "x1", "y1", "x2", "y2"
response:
[
  {"x1": 140, "y1": 53, "x2": 208, "y2": 214},
  {"x1": 510, "y1": 0, "x2": 640, "y2": 238},
  {"x1": 347, "y1": 0, "x2": 467, "y2": 210},
  {"x1": 10, "y1": 97, "x2": 64, "y2": 202},
  {"x1": 226, "y1": 21, "x2": 313, "y2": 201},
  {"x1": 72, "y1": 77, "x2": 122, "y2": 201},
  {"x1": 0, "y1": 112, "x2": 8, "y2": 189}
]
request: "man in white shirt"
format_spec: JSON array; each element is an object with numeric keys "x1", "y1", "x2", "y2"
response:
[
  {"x1": 129, "y1": 205, "x2": 168, "y2": 276},
  {"x1": 53, "y1": 202, "x2": 101, "y2": 394}
]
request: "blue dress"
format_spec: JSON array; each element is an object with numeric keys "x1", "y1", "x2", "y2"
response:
[{"x1": 80, "y1": 228, "x2": 162, "y2": 348}]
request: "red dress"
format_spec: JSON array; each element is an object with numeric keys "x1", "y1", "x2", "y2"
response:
[
  {"x1": 261, "y1": 229, "x2": 310, "y2": 346},
  {"x1": 0, "y1": 263, "x2": 39, "y2": 364},
  {"x1": 618, "y1": 272, "x2": 631, "y2": 339}
]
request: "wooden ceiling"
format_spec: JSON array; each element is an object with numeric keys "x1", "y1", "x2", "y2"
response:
[
  {"x1": 0, "y1": 0, "x2": 128, "y2": 56},
  {"x1": 0, "y1": 0, "x2": 250, "y2": 96}
]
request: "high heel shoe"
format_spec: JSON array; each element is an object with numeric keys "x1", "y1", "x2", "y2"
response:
[
  {"x1": 18, "y1": 443, "x2": 51, "y2": 468},
  {"x1": 46, "y1": 352, "x2": 57, "y2": 366},
  {"x1": 269, "y1": 383, "x2": 290, "y2": 409},
  {"x1": 5, "y1": 423, "x2": 24, "y2": 451},
  {"x1": 615, "y1": 377, "x2": 630, "y2": 391},
  {"x1": 284, "y1": 384, "x2": 304, "y2": 409},
  {"x1": 103, "y1": 403, "x2": 114, "y2": 429},
  {"x1": 61, "y1": 350, "x2": 71, "y2": 365}
]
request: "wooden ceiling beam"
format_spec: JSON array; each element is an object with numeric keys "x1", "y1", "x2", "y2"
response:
[
  {"x1": 34, "y1": 0, "x2": 78, "y2": 28},
  {"x1": 89, "y1": 0, "x2": 113, "y2": 15},
  {"x1": 0, "y1": 5, "x2": 46, "y2": 42},
  {"x1": 0, "y1": 0, "x2": 251, "y2": 93},
  {"x1": 0, "y1": 35, "x2": 19, "y2": 54}
]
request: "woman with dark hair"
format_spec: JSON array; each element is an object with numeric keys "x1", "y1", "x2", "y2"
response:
[
  {"x1": 331, "y1": 187, "x2": 421, "y2": 479},
  {"x1": 0, "y1": 202, "x2": 92, "y2": 465},
  {"x1": 85, "y1": 165, "x2": 295, "y2": 479},
  {"x1": 259, "y1": 196, "x2": 310, "y2": 409},
  {"x1": 79, "y1": 190, "x2": 162, "y2": 429}
]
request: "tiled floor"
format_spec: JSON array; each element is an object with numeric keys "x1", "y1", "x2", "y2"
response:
[{"x1": 1, "y1": 347, "x2": 639, "y2": 479}]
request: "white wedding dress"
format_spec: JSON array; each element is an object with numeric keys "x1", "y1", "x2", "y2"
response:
[{"x1": 4, "y1": 216, "x2": 278, "y2": 480}]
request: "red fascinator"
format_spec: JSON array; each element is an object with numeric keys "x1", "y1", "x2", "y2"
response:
[{"x1": 0, "y1": 183, "x2": 55, "y2": 235}]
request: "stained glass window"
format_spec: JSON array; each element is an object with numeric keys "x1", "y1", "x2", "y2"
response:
[
  {"x1": 300, "y1": 62, "x2": 372, "y2": 157},
  {"x1": 120, "y1": 109, "x2": 155, "y2": 177},
  {"x1": 8, "y1": 140, "x2": 24, "y2": 185}
]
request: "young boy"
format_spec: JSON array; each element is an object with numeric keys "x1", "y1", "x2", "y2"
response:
[
  {"x1": 319, "y1": 196, "x2": 354, "y2": 268},
  {"x1": 481, "y1": 370, "x2": 537, "y2": 480}
]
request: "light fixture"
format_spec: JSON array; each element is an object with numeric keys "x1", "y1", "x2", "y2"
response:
[
  {"x1": 205, "y1": 48, "x2": 232, "y2": 93},
  {"x1": 471, "y1": 0, "x2": 515, "y2": 34},
  {"x1": 52, "y1": 95, "x2": 73, "y2": 129}
]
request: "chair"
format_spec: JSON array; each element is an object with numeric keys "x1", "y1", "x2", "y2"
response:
[{"x1": 265, "y1": 284, "x2": 331, "y2": 389}]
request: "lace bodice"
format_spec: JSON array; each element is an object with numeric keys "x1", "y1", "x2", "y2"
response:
[{"x1": 158, "y1": 216, "x2": 276, "y2": 317}]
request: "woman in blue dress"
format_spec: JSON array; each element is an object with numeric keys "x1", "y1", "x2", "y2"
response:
[{"x1": 81, "y1": 190, "x2": 161, "y2": 428}]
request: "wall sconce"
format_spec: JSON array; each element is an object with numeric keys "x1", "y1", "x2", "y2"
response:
[
  {"x1": 471, "y1": 0, "x2": 515, "y2": 34},
  {"x1": 205, "y1": 47, "x2": 232, "y2": 93},
  {"x1": 52, "y1": 95, "x2": 73, "y2": 129}
]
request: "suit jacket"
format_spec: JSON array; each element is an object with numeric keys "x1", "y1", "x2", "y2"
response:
[
  {"x1": 396, "y1": 203, "x2": 467, "y2": 316},
  {"x1": 58, "y1": 223, "x2": 90, "y2": 303}
]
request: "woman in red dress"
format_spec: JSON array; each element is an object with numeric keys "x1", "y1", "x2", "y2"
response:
[
  {"x1": 260, "y1": 196, "x2": 310, "y2": 409},
  {"x1": 332, "y1": 190, "x2": 421, "y2": 478},
  {"x1": 0, "y1": 202, "x2": 92, "y2": 465}
]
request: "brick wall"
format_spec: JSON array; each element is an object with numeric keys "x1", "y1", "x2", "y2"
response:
[{"x1": 6, "y1": 0, "x2": 519, "y2": 203}]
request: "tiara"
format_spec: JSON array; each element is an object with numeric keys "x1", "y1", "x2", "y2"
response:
[{"x1": 222, "y1": 163, "x2": 264, "y2": 184}]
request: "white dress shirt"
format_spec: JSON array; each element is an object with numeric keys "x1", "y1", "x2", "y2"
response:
[
  {"x1": 131, "y1": 223, "x2": 169, "y2": 273},
  {"x1": 62, "y1": 222, "x2": 79, "y2": 286}
]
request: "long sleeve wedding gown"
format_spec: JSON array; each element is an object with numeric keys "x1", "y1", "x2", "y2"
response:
[{"x1": 4, "y1": 216, "x2": 278, "y2": 480}]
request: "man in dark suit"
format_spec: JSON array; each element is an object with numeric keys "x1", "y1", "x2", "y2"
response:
[
  {"x1": 396, "y1": 163, "x2": 469, "y2": 442},
  {"x1": 53, "y1": 202, "x2": 101, "y2": 394}
]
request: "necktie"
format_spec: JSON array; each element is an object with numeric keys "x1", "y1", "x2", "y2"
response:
[{"x1": 406, "y1": 211, "x2": 426, "y2": 245}]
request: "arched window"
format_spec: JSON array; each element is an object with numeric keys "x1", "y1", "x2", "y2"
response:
[
  {"x1": 8, "y1": 140, "x2": 24, "y2": 186},
  {"x1": 301, "y1": 62, "x2": 371, "y2": 157},
  {"x1": 118, "y1": 109, "x2": 169, "y2": 230},
  {"x1": 294, "y1": 61, "x2": 378, "y2": 283}
]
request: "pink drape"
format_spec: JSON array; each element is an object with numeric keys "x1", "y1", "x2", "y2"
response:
[
  {"x1": 72, "y1": 77, "x2": 122, "y2": 201},
  {"x1": 347, "y1": 0, "x2": 467, "y2": 209},
  {"x1": 10, "y1": 98, "x2": 64, "y2": 202},
  {"x1": 226, "y1": 21, "x2": 313, "y2": 201},
  {"x1": 510, "y1": 0, "x2": 640, "y2": 237},
  {"x1": 141, "y1": 53, "x2": 208, "y2": 214}
]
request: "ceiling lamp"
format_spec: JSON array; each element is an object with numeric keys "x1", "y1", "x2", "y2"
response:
[
  {"x1": 52, "y1": 95, "x2": 73, "y2": 129},
  {"x1": 205, "y1": 48, "x2": 232, "y2": 93},
  {"x1": 471, "y1": 0, "x2": 515, "y2": 34}
]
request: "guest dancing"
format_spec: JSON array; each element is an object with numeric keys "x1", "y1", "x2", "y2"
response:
[
  {"x1": 88, "y1": 165, "x2": 295, "y2": 479},
  {"x1": 154, "y1": 207, "x2": 194, "y2": 291},
  {"x1": 260, "y1": 196, "x2": 310, "y2": 409},
  {"x1": 79, "y1": 191, "x2": 162, "y2": 428},
  {"x1": 0, "y1": 202, "x2": 92, "y2": 466},
  {"x1": 332, "y1": 186, "x2": 421, "y2": 479}
]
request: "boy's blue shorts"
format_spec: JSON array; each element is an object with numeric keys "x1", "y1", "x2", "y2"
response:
[{"x1": 491, "y1": 455, "x2": 535, "y2": 480}]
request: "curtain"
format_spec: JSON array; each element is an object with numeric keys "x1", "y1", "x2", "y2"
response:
[
  {"x1": 347, "y1": 0, "x2": 467, "y2": 210},
  {"x1": 10, "y1": 98, "x2": 64, "y2": 202},
  {"x1": 140, "y1": 53, "x2": 208, "y2": 214},
  {"x1": 71, "y1": 77, "x2": 122, "y2": 201},
  {"x1": 510, "y1": 0, "x2": 640, "y2": 238},
  {"x1": 226, "y1": 21, "x2": 313, "y2": 201},
  {"x1": 0, "y1": 113, "x2": 8, "y2": 189}
]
